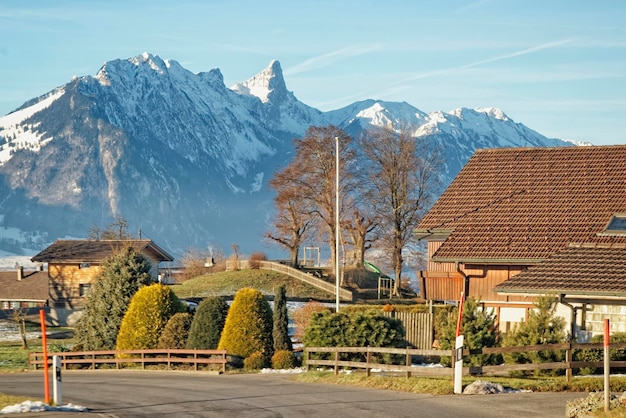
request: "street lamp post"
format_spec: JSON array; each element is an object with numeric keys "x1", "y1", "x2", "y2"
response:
[{"x1": 335, "y1": 136, "x2": 340, "y2": 312}]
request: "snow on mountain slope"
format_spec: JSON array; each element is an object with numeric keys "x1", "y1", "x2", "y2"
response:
[
  {"x1": 0, "y1": 89, "x2": 65, "y2": 165},
  {"x1": 0, "y1": 53, "x2": 580, "y2": 256}
]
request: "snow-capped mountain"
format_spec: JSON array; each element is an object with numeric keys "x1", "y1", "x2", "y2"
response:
[{"x1": 0, "y1": 53, "x2": 580, "y2": 257}]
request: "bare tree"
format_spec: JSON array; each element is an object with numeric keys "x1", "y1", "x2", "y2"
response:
[
  {"x1": 10, "y1": 308, "x2": 28, "y2": 349},
  {"x1": 88, "y1": 215, "x2": 133, "y2": 240},
  {"x1": 342, "y1": 208, "x2": 378, "y2": 268},
  {"x1": 359, "y1": 125, "x2": 441, "y2": 296},
  {"x1": 266, "y1": 167, "x2": 316, "y2": 266},
  {"x1": 270, "y1": 126, "x2": 356, "y2": 270}
]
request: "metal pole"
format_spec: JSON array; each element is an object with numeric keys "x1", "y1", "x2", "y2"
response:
[{"x1": 335, "y1": 136, "x2": 340, "y2": 313}]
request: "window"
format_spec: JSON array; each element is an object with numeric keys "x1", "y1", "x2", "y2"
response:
[
  {"x1": 79, "y1": 262, "x2": 91, "y2": 269},
  {"x1": 10, "y1": 301, "x2": 20, "y2": 309},
  {"x1": 79, "y1": 283, "x2": 91, "y2": 297},
  {"x1": 1, "y1": 301, "x2": 9, "y2": 309},
  {"x1": 600, "y1": 213, "x2": 626, "y2": 235}
]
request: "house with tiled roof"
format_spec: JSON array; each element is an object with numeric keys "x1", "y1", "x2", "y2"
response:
[
  {"x1": 31, "y1": 239, "x2": 174, "y2": 311},
  {"x1": 0, "y1": 266, "x2": 49, "y2": 315},
  {"x1": 415, "y1": 145, "x2": 626, "y2": 339}
]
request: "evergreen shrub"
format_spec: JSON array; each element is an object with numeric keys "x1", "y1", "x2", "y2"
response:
[
  {"x1": 218, "y1": 287, "x2": 273, "y2": 359},
  {"x1": 272, "y1": 349, "x2": 296, "y2": 369},
  {"x1": 74, "y1": 246, "x2": 153, "y2": 350},
  {"x1": 186, "y1": 296, "x2": 229, "y2": 349},
  {"x1": 158, "y1": 312, "x2": 193, "y2": 349},
  {"x1": 273, "y1": 284, "x2": 292, "y2": 352},
  {"x1": 502, "y1": 295, "x2": 567, "y2": 376},
  {"x1": 434, "y1": 297, "x2": 500, "y2": 367},
  {"x1": 116, "y1": 284, "x2": 182, "y2": 351},
  {"x1": 244, "y1": 351, "x2": 268, "y2": 371}
]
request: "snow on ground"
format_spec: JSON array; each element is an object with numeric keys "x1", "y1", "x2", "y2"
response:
[
  {"x1": 0, "y1": 320, "x2": 42, "y2": 343},
  {"x1": 0, "y1": 401, "x2": 88, "y2": 414}
]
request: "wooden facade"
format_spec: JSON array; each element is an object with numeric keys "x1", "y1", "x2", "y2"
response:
[{"x1": 32, "y1": 239, "x2": 174, "y2": 309}]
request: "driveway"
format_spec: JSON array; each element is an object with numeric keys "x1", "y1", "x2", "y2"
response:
[{"x1": 1, "y1": 370, "x2": 584, "y2": 417}]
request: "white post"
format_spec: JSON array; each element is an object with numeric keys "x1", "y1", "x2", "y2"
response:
[
  {"x1": 454, "y1": 335, "x2": 464, "y2": 394},
  {"x1": 52, "y1": 355, "x2": 62, "y2": 405},
  {"x1": 335, "y1": 136, "x2": 340, "y2": 313},
  {"x1": 604, "y1": 319, "x2": 610, "y2": 412}
]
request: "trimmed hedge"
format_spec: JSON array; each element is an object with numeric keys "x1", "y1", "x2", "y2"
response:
[{"x1": 187, "y1": 296, "x2": 229, "y2": 349}]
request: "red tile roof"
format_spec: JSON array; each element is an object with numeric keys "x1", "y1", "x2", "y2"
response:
[
  {"x1": 416, "y1": 146, "x2": 626, "y2": 263},
  {"x1": 493, "y1": 243, "x2": 626, "y2": 296},
  {"x1": 31, "y1": 239, "x2": 174, "y2": 263},
  {"x1": 0, "y1": 271, "x2": 49, "y2": 302}
]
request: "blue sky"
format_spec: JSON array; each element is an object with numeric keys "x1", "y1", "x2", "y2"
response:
[{"x1": 1, "y1": 0, "x2": 624, "y2": 145}]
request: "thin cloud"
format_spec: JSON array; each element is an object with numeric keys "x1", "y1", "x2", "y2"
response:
[
  {"x1": 284, "y1": 44, "x2": 382, "y2": 76},
  {"x1": 409, "y1": 38, "x2": 577, "y2": 81}
]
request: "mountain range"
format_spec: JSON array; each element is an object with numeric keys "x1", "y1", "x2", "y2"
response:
[{"x1": 0, "y1": 52, "x2": 582, "y2": 259}]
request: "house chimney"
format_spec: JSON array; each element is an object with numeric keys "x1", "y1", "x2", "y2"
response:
[{"x1": 17, "y1": 264, "x2": 23, "y2": 281}]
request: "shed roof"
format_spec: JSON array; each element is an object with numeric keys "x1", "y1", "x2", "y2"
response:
[
  {"x1": 416, "y1": 145, "x2": 626, "y2": 263},
  {"x1": 31, "y1": 240, "x2": 174, "y2": 263},
  {"x1": 0, "y1": 271, "x2": 49, "y2": 302},
  {"x1": 493, "y1": 243, "x2": 626, "y2": 297}
]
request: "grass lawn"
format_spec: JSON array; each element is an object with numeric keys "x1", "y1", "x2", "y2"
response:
[{"x1": 170, "y1": 269, "x2": 335, "y2": 301}]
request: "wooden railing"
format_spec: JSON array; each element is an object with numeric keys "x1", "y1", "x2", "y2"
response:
[
  {"x1": 259, "y1": 261, "x2": 353, "y2": 301},
  {"x1": 305, "y1": 346, "x2": 453, "y2": 378},
  {"x1": 29, "y1": 349, "x2": 227, "y2": 373},
  {"x1": 305, "y1": 341, "x2": 626, "y2": 382}
]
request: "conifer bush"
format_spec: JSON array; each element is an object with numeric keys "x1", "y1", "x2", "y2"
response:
[
  {"x1": 158, "y1": 312, "x2": 193, "y2": 349},
  {"x1": 186, "y1": 296, "x2": 229, "y2": 349},
  {"x1": 303, "y1": 310, "x2": 406, "y2": 362},
  {"x1": 218, "y1": 287, "x2": 273, "y2": 359},
  {"x1": 243, "y1": 351, "x2": 268, "y2": 371},
  {"x1": 575, "y1": 332, "x2": 626, "y2": 375},
  {"x1": 272, "y1": 349, "x2": 296, "y2": 369},
  {"x1": 502, "y1": 295, "x2": 567, "y2": 376},
  {"x1": 434, "y1": 297, "x2": 500, "y2": 367},
  {"x1": 116, "y1": 284, "x2": 182, "y2": 351},
  {"x1": 75, "y1": 247, "x2": 153, "y2": 350},
  {"x1": 273, "y1": 284, "x2": 292, "y2": 352}
]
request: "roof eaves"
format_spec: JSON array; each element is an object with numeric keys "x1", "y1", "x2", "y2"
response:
[{"x1": 432, "y1": 257, "x2": 544, "y2": 265}]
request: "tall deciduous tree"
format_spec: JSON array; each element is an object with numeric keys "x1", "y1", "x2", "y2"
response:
[
  {"x1": 266, "y1": 164, "x2": 315, "y2": 267},
  {"x1": 75, "y1": 246, "x2": 153, "y2": 350},
  {"x1": 270, "y1": 126, "x2": 356, "y2": 271},
  {"x1": 359, "y1": 125, "x2": 441, "y2": 295}
]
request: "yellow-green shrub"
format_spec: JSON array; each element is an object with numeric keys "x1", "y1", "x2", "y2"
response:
[
  {"x1": 244, "y1": 351, "x2": 268, "y2": 371},
  {"x1": 158, "y1": 312, "x2": 193, "y2": 349},
  {"x1": 271, "y1": 349, "x2": 295, "y2": 369},
  {"x1": 116, "y1": 284, "x2": 181, "y2": 351},
  {"x1": 218, "y1": 287, "x2": 273, "y2": 359}
]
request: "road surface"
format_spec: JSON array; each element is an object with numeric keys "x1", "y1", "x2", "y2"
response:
[{"x1": 0, "y1": 370, "x2": 584, "y2": 417}]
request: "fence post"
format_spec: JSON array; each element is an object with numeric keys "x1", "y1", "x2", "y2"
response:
[
  {"x1": 406, "y1": 346, "x2": 412, "y2": 379},
  {"x1": 306, "y1": 349, "x2": 311, "y2": 372},
  {"x1": 565, "y1": 343, "x2": 572, "y2": 383},
  {"x1": 365, "y1": 348, "x2": 371, "y2": 377},
  {"x1": 334, "y1": 351, "x2": 339, "y2": 376}
]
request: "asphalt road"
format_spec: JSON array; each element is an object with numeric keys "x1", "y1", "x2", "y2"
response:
[{"x1": 1, "y1": 370, "x2": 585, "y2": 417}]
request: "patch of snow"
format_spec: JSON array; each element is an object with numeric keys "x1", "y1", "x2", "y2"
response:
[
  {"x1": 260, "y1": 367, "x2": 306, "y2": 374},
  {"x1": 0, "y1": 89, "x2": 64, "y2": 165},
  {"x1": 0, "y1": 401, "x2": 88, "y2": 414}
]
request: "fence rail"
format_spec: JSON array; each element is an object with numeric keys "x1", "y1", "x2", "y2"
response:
[
  {"x1": 259, "y1": 261, "x2": 353, "y2": 301},
  {"x1": 29, "y1": 349, "x2": 227, "y2": 373},
  {"x1": 305, "y1": 341, "x2": 626, "y2": 382}
]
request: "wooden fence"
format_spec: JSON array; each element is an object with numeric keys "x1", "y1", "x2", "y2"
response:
[
  {"x1": 29, "y1": 349, "x2": 227, "y2": 373},
  {"x1": 305, "y1": 341, "x2": 626, "y2": 382},
  {"x1": 259, "y1": 261, "x2": 353, "y2": 301},
  {"x1": 383, "y1": 311, "x2": 433, "y2": 350}
]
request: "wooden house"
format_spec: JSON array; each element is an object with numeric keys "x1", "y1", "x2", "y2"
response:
[
  {"x1": 415, "y1": 145, "x2": 626, "y2": 337},
  {"x1": 31, "y1": 239, "x2": 174, "y2": 309}
]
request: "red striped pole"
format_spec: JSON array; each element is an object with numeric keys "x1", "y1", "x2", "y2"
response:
[{"x1": 39, "y1": 309, "x2": 50, "y2": 404}]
